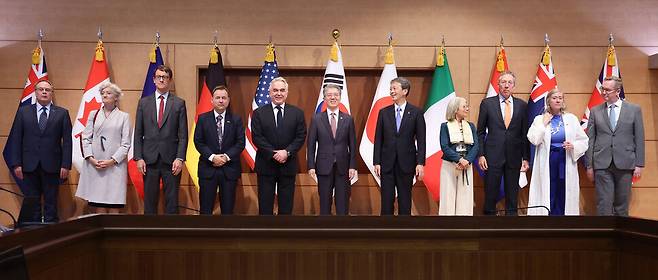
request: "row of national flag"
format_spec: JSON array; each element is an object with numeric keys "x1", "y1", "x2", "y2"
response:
[{"x1": 2, "y1": 36, "x2": 626, "y2": 202}]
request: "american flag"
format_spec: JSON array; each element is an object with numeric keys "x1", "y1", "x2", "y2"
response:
[
  {"x1": 243, "y1": 44, "x2": 279, "y2": 169},
  {"x1": 3, "y1": 43, "x2": 48, "y2": 190}
]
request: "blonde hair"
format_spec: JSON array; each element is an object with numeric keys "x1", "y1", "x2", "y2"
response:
[
  {"x1": 445, "y1": 97, "x2": 467, "y2": 121},
  {"x1": 545, "y1": 88, "x2": 566, "y2": 114}
]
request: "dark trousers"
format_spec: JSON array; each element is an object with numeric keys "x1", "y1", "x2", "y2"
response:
[
  {"x1": 257, "y1": 173, "x2": 296, "y2": 215},
  {"x1": 317, "y1": 163, "x2": 350, "y2": 216},
  {"x1": 380, "y1": 162, "x2": 414, "y2": 215},
  {"x1": 484, "y1": 163, "x2": 520, "y2": 216},
  {"x1": 595, "y1": 162, "x2": 633, "y2": 216},
  {"x1": 143, "y1": 158, "x2": 181, "y2": 215},
  {"x1": 19, "y1": 164, "x2": 60, "y2": 223},
  {"x1": 198, "y1": 170, "x2": 237, "y2": 215}
]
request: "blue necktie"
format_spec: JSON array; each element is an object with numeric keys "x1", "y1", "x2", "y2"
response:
[
  {"x1": 38, "y1": 107, "x2": 48, "y2": 132},
  {"x1": 609, "y1": 104, "x2": 617, "y2": 130},
  {"x1": 395, "y1": 107, "x2": 402, "y2": 132}
]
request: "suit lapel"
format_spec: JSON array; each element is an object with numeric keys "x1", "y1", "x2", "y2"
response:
[
  {"x1": 613, "y1": 101, "x2": 628, "y2": 132},
  {"x1": 398, "y1": 105, "x2": 413, "y2": 134},
  {"x1": 335, "y1": 112, "x2": 348, "y2": 140},
  {"x1": 29, "y1": 105, "x2": 40, "y2": 134},
  {"x1": 320, "y1": 112, "x2": 334, "y2": 140},
  {"x1": 161, "y1": 95, "x2": 174, "y2": 128},
  {"x1": 44, "y1": 106, "x2": 57, "y2": 133},
  {"x1": 223, "y1": 112, "x2": 233, "y2": 144},
  {"x1": 600, "y1": 103, "x2": 613, "y2": 132},
  {"x1": 144, "y1": 95, "x2": 158, "y2": 127},
  {"x1": 493, "y1": 97, "x2": 505, "y2": 127}
]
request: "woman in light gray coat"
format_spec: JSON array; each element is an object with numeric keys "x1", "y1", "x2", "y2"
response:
[{"x1": 75, "y1": 82, "x2": 131, "y2": 213}]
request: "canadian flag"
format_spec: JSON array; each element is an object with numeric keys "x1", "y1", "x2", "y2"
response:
[
  {"x1": 358, "y1": 45, "x2": 397, "y2": 185},
  {"x1": 71, "y1": 40, "x2": 110, "y2": 172}
]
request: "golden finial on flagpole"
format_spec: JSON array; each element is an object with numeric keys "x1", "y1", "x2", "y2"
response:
[
  {"x1": 210, "y1": 30, "x2": 219, "y2": 64},
  {"x1": 542, "y1": 33, "x2": 551, "y2": 66},
  {"x1": 95, "y1": 26, "x2": 105, "y2": 62},
  {"x1": 499, "y1": 34, "x2": 505, "y2": 49},
  {"x1": 332, "y1": 29, "x2": 340, "y2": 41},
  {"x1": 32, "y1": 29, "x2": 45, "y2": 64},
  {"x1": 155, "y1": 31, "x2": 161, "y2": 46},
  {"x1": 436, "y1": 35, "x2": 446, "y2": 67}
]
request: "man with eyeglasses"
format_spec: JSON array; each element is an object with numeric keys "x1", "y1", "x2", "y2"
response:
[
  {"x1": 133, "y1": 65, "x2": 188, "y2": 215},
  {"x1": 7, "y1": 79, "x2": 72, "y2": 224},
  {"x1": 585, "y1": 76, "x2": 644, "y2": 216}
]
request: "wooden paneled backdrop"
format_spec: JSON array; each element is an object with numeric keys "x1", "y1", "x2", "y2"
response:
[{"x1": 1, "y1": 0, "x2": 658, "y2": 225}]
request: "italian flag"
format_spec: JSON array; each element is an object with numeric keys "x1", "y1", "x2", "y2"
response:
[{"x1": 423, "y1": 46, "x2": 456, "y2": 202}]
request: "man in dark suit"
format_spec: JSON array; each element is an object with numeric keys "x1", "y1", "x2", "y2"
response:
[
  {"x1": 251, "y1": 77, "x2": 307, "y2": 215},
  {"x1": 373, "y1": 77, "x2": 426, "y2": 216},
  {"x1": 133, "y1": 65, "x2": 188, "y2": 215},
  {"x1": 477, "y1": 71, "x2": 530, "y2": 216},
  {"x1": 307, "y1": 84, "x2": 357, "y2": 215},
  {"x1": 194, "y1": 85, "x2": 245, "y2": 215},
  {"x1": 8, "y1": 80, "x2": 72, "y2": 224},
  {"x1": 586, "y1": 76, "x2": 644, "y2": 216}
]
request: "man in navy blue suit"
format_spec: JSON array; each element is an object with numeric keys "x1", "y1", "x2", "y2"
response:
[
  {"x1": 193, "y1": 85, "x2": 245, "y2": 215},
  {"x1": 7, "y1": 80, "x2": 72, "y2": 224}
]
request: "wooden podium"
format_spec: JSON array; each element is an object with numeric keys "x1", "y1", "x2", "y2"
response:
[{"x1": 1, "y1": 215, "x2": 657, "y2": 280}]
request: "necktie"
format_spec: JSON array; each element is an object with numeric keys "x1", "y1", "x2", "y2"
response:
[
  {"x1": 157, "y1": 95, "x2": 165, "y2": 128},
  {"x1": 609, "y1": 104, "x2": 617, "y2": 130},
  {"x1": 217, "y1": 115, "x2": 223, "y2": 149},
  {"x1": 330, "y1": 113, "x2": 337, "y2": 138},
  {"x1": 395, "y1": 107, "x2": 402, "y2": 132},
  {"x1": 38, "y1": 107, "x2": 47, "y2": 132},
  {"x1": 275, "y1": 105, "x2": 283, "y2": 128},
  {"x1": 504, "y1": 99, "x2": 511, "y2": 128}
]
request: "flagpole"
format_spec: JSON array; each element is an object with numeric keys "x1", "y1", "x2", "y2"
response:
[{"x1": 155, "y1": 31, "x2": 160, "y2": 47}]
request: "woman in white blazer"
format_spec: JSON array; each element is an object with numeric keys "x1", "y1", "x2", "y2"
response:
[
  {"x1": 75, "y1": 82, "x2": 132, "y2": 213},
  {"x1": 527, "y1": 88, "x2": 588, "y2": 215}
]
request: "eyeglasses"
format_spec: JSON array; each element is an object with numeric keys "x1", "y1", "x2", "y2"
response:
[
  {"x1": 600, "y1": 87, "x2": 618, "y2": 93},
  {"x1": 155, "y1": 75, "x2": 170, "y2": 80}
]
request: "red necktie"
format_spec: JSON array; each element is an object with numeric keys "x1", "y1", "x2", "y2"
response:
[{"x1": 158, "y1": 95, "x2": 165, "y2": 128}]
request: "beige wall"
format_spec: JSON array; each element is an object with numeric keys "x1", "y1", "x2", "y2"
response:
[{"x1": 1, "y1": 0, "x2": 657, "y2": 223}]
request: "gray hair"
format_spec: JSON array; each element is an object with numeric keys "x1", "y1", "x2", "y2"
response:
[
  {"x1": 99, "y1": 82, "x2": 123, "y2": 107},
  {"x1": 269, "y1": 77, "x2": 288, "y2": 90},
  {"x1": 603, "y1": 76, "x2": 623, "y2": 90},
  {"x1": 391, "y1": 77, "x2": 411, "y2": 95},
  {"x1": 445, "y1": 97, "x2": 468, "y2": 121},
  {"x1": 322, "y1": 84, "x2": 341, "y2": 97},
  {"x1": 497, "y1": 71, "x2": 516, "y2": 84}
]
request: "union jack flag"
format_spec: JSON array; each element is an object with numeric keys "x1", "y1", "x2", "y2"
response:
[
  {"x1": 528, "y1": 44, "x2": 558, "y2": 163},
  {"x1": 581, "y1": 43, "x2": 624, "y2": 130},
  {"x1": 242, "y1": 44, "x2": 279, "y2": 169},
  {"x1": 3, "y1": 43, "x2": 48, "y2": 190}
]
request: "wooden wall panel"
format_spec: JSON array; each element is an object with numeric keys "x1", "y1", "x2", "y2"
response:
[{"x1": 0, "y1": 0, "x2": 657, "y2": 224}]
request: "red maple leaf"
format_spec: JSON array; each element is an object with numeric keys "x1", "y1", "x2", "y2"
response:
[{"x1": 77, "y1": 98, "x2": 102, "y2": 129}]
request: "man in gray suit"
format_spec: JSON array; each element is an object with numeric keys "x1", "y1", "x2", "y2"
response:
[
  {"x1": 586, "y1": 76, "x2": 644, "y2": 216},
  {"x1": 307, "y1": 84, "x2": 357, "y2": 215},
  {"x1": 134, "y1": 65, "x2": 188, "y2": 215}
]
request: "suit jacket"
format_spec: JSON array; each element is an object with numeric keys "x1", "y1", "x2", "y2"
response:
[
  {"x1": 476, "y1": 95, "x2": 529, "y2": 169},
  {"x1": 373, "y1": 103, "x2": 426, "y2": 174},
  {"x1": 193, "y1": 110, "x2": 245, "y2": 180},
  {"x1": 133, "y1": 93, "x2": 188, "y2": 165},
  {"x1": 586, "y1": 101, "x2": 645, "y2": 170},
  {"x1": 251, "y1": 103, "x2": 307, "y2": 176},
  {"x1": 307, "y1": 111, "x2": 357, "y2": 175},
  {"x1": 8, "y1": 104, "x2": 72, "y2": 173}
]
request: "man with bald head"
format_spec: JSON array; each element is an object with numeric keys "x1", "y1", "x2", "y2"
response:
[{"x1": 7, "y1": 79, "x2": 72, "y2": 224}]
